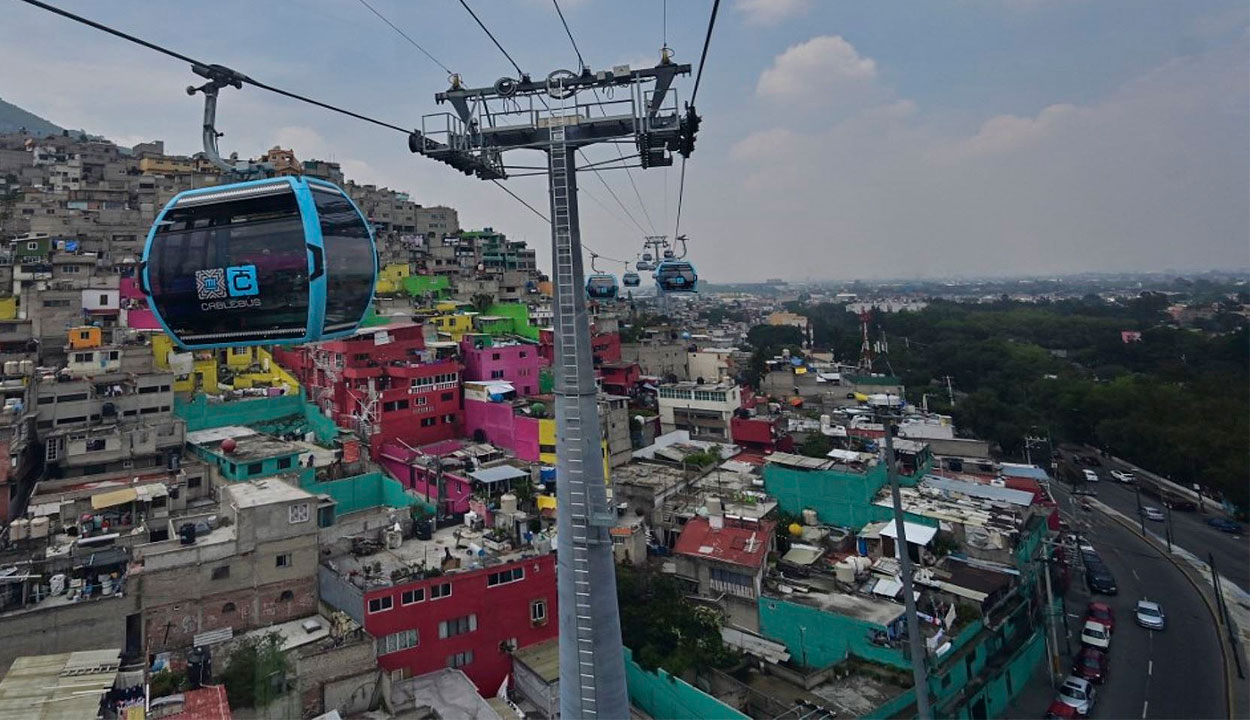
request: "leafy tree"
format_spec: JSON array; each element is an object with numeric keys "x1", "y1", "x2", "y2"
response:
[
  {"x1": 616, "y1": 566, "x2": 737, "y2": 675},
  {"x1": 221, "y1": 632, "x2": 290, "y2": 709},
  {"x1": 469, "y1": 293, "x2": 494, "y2": 313},
  {"x1": 746, "y1": 324, "x2": 804, "y2": 352},
  {"x1": 797, "y1": 433, "x2": 833, "y2": 459}
]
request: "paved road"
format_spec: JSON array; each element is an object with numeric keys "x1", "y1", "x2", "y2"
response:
[
  {"x1": 1065, "y1": 455, "x2": 1250, "y2": 594},
  {"x1": 1051, "y1": 483, "x2": 1226, "y2": 719}
]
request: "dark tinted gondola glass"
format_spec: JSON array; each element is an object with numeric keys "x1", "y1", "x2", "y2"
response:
[
  {"x1": 654, "y1": 261, "x2": 697, "y2": 292},
  {"x1": 587, "y1": 274, "x2": 618, "y2": 299},
  {"x1": 147, "y1": 186, "x2": 309, "y2": 345},
  {"x1": 311, "y1": 185, "x2": 374, "y2": 334},
  {"x1": 622, "y1": 271, "x2": 641, "y2": 287}
]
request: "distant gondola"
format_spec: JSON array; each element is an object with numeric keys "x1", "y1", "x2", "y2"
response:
[
  {"x1": 653, "y1": 260, "x2": 697, "y2": 293},
  {"x1": 142, "y1": 176, "x2": 377, "y2": 349},
  {"x1": 586, "y1": 273, "x2": 619, "y2": 300},
  {"x1": 622, "y1": 271, "x2": 641, "y2": 287}
]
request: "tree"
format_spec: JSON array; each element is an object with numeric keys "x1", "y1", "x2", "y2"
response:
[
  {"x1": 616, "y1": 566, "x2": 737, "y2": 675},
  {"x1": 469, "y1": 293, "x2": 495, "y2": 313},
  {"x1": 797, "y1": 433, "x2": 833, "y2": 459},
  {"x1": 221, "y1": 632, "x2": 290, "y2": 709},
  {"x1": 746, "y1": 324, "x2": 804, "y2": 352}
]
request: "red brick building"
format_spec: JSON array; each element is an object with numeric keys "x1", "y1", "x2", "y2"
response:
[
  {"x1": 362, "y1": 554, "x2": 558, "y2": 693},
  {"x1": 273, "y1": 323, "x2": 462, "y2": 457},
  {"x1": 730, "y1": 413, "x2": 794, "y2": 453}
]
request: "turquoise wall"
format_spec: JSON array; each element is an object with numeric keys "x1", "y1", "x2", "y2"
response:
[
  {"x1": 758, "y1": 597, "x2": 908, "y2": 670},
  {"x1": 763, "y1": 461, "x2": 934, "y2": 530},
  {"x1": 300, "y1": 471, "x2": 429, "y2": 516},
  {"x1": 623, "y1": 648, "x2": 749, "y2": 720},
  {"x1": 175, "y1": 391, "x2": 338, "y2": 444}
]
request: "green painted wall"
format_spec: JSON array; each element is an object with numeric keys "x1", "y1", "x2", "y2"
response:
[
  {"x1": 623, "y1": 648, "x2": 749, "y2": 720},
  {"x1": 758, "y1": 597, "x2": 908, "y2": 670},
  {"x1": 403, "y1": 274, "x2": 450, "y2": 299},
  {"x1": 485, "y1": 303, "x2": 541, "y2": 340},
  {"x1": 539, "y1": 368, "x2": 554, "y2": 394}
]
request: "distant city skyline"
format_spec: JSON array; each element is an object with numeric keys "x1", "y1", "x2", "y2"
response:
[{"x1": 3, "y1": 0, "x2": 1247, "y2": 281}]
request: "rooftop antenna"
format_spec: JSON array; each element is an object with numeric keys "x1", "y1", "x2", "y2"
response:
[{"x1": 410, "y1": 57, "x2": 696, "y2": 719}]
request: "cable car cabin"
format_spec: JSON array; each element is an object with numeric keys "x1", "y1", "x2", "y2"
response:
[
  {"x1": 622, "y1": 271, "x2": 641, "y2": 287},
  {"x1": 586, "y1": 273, "x2": 619, "y2": 300},
  {"x1": 142, "y1": 177, "x2": 376, "y2": 349},
  {"x1": 653, "y1": 260, "x2": 698, "y2": 293}
]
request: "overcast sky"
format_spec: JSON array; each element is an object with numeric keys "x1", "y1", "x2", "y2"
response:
[{"x1": 3, "y1": 0, "x2": 1248, "y2": 282}]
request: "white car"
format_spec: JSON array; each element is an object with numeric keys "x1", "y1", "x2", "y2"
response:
[
  {"x1": 1082, "y1": 469, "x2": 1099, "y2": 483},
  {"x1": 1136, "y1": 600, "x2": 1167, "y2": 630},
  {"x1": 1058, "y1": 675, "x2": 1096, "y2": 716},
  {"x1": 1080, "y1": 619, "x2": 1111, "y2": 650},
  {"x1": 1142, "y1": 506, "x2": 1165, "y2": 521},
  {"x1": 1110, "y1": 470, "x2": 1136, "y2": 484}
]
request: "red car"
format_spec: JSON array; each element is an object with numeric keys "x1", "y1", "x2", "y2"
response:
[
  {"x1": 1072, "y1": 647, "x2": 1110, "y2": 684},
  {"x1": 1045, "y1": 699, "x2": 1080, "y2": 719},
  {"x1": 1085, "y1": 601, "x2": 1115, "y2": 633}
]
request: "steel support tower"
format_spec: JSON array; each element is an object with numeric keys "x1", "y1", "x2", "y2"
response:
[{"x1": 410, "y1": 60, "x2": 694, "y2": 718}]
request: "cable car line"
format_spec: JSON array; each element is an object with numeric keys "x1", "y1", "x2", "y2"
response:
[
  {"x1": 456, "y1": 0, "x2": 525, "y2": 78},
  {"x1": 672, "y1": 0, "x2": 721, "y2": 238},
  {"x1": 355, "y1": 0, "x2": 454, "y2": 76},
  {"x1": 550, "y1": 0, "x2": 585, "y2": 71},
  {"x1": 491, "y1": 179, "x2": 550, "y2": 224},
  {"x1": 18, "y1": 0, "x2": 413, "y2": 136},
  {"x1": 542, "y1": 1, "x2": 660, "y2": 237}
]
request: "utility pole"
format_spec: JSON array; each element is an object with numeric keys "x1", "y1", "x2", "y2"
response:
[
  {"x1": 880, "y1": 406, "x2": 931, "y2": 719},
  {"x1": 1135, "y1": 483, "x2": 1146, "y2": 536},
  {"x1": 1040, "y1": 543, "x2": 1061, "y2": 685},
  {"x1": 409, "y1": 59, "x2": 694, "y2": 719},
  {"x1": 1164, "y1": 502, "x2": 1173, "y2": 553}
]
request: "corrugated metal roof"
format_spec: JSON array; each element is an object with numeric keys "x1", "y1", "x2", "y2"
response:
[
  {"x1": 923, "y1": 476, "x2": 1035, "y2": 506},
  {"x1": 90, "y1": 487, "x2": 136, "y2": 510},
  {"x1": 0, "y1": 649, "x2": 120, "y2": 720},
  {"x1": 469, "y1": 465, "x2": 528, "y2": 484}
]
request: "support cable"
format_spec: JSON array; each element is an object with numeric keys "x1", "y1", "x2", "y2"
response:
[
  {"x1": 355, "y1": 0, "x2": 454, "y2": 76},
  {"x1": 17, "y1": 0, "x2": 412, "y2": 135},
  {"x1": 551, "y1": 0, "x2": 585, "y2": 70},
  {"x1": 674, "y1": 0, "x2": 721, "y2": 236},
  {"x1": 456, "y1": 0, "x2": 525, "y2": 78}
]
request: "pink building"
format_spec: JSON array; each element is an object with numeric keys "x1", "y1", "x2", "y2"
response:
[
  {"x1": 460, "y1": 337, "x2": 541, "y2": 397},
  {"x1": 462, "y1": 394, "x2": 542, "y2": 462},
  {"x1": 377, "y1": 439, "x2": 473, "y2": 516}
]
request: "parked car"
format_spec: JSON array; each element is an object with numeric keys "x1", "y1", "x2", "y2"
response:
[
  {"x1": 1206, "y1": 517, "x2": 1242, "y2": 534},
  {"x1": 1085, "y1": 602, "x2": 1116, "y2": 633},
  {"x1": 1135, "y1": 599, "x2": 1167, "y2": 630},
  {"x1": 1142, "y1": 506, "x2": 1165, "y2": 521},
  {"x1": 1072, "y1": 486, "x2": 1097, "y2": 497},
  {"x1": 1110, "y1": 470, "x2": 1136, "y2": 484},
  {"x1": 1045, "y1": 699, "x2": 1081, "y2": 719},
  {"x1": 1058, "y1": 676, "x2": 1096, "y2": 717},
  {"x1": 1082, "y1": 469, "x2": 1099, "y2": 483},
  {"x1": 1080, "y1": 619, "x2": 1111, "y2": 650},
  {"x1": 1072, "y1": 647, "x2": 1110, "y2": 684},
  {"x1": 1086, "y1": 568, "x2": 1118, "y2": 595}
]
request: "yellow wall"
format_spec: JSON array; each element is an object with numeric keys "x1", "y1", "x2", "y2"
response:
[
  {"x1": 432, "y1": 313, "x2": 475, "y2": 341},
  {"x1": 0, "y1": 297, "x2": 16, "y2": 321},
  {"x1": 152, "y1": 336, "x2": 297, "y2": 394},
  {"x1": 538, "y1": 418, "x2": 611, "y2": 482},
  {"x1": 375, "y1": 263, "x2": 410, "y2": 296}
]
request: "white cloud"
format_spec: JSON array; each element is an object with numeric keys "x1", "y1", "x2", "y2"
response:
[
  {"x1": 710, "y1": 37, "x2": 1250, "y2": 281},
  {"x1": 736, "y1": 0, "x2": 812, "y2": 26},
  {"x1": 756, "y1": 35, "x2": 878, "y2": 100}
]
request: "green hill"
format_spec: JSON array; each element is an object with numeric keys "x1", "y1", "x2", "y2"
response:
[{"x1": 0, "y1": 97, "x2": 67, "y2": 137}]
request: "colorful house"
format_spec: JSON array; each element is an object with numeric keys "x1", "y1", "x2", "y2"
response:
[{"x1": 460, "y1": 336, "x2": 541, "y2": 397}]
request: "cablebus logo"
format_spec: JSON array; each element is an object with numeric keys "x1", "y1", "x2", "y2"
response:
[{"x1": 196, "y1": 265, "x2": 261, "y2": 310}]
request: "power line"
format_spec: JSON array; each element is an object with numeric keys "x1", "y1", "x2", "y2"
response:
[
  {"x1": 551, "y1": 0, "x2": 584, "y2": 70},
  {"x1": 355, "y1": 0, "x2": 453, "y2": 76},
  {"x1": 690, "y1": 0, "x2": 721, "y2": 106},
  {"x1": 662, "y1": 0, "x2": 668, "y2": 48},
  {"x1": 456, "y1": 0, "x2": 524, "y2": 78},
  {"x1": 18, "y1": 0, "x2": 412, "y2": 135}
]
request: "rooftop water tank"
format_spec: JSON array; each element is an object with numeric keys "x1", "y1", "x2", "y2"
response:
[{"x1": 500, "y1": 493, "x2": 518, "y2": 515}]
